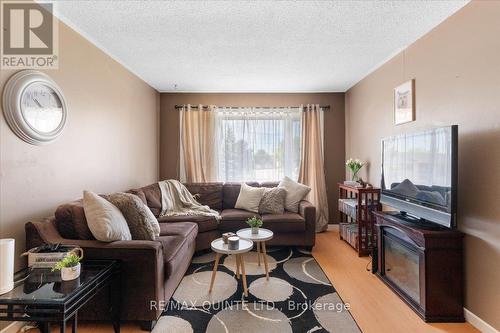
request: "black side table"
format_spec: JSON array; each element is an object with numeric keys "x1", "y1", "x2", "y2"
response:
[{"x1": 0, "y1": 260, "x2": 121, "y2": 333}]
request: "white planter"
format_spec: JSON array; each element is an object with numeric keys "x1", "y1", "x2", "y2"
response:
[
  {"x1": 251, "y1": 227, "x2": 259, "y2": 235},
  {"x1": 0, "y1": 239, "x2": 15, "y2": 294},
  {"x1": 61, "y1": 263, "x2": 81, "y2": 281}
]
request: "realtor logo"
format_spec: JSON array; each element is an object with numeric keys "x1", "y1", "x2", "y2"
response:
[{"x1": 1, "y1": 1, "x2": 59, "y2": 68}]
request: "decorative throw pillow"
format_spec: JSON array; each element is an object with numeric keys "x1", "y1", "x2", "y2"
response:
[
  {"x1": 83, "y1": 190, "x2": 132, "y2": 242},
  {"x1": 259, "y1": 187, "x2": 286, "y2": 214},
  {"x1": 55, "y1": 200, "x2": 95, "y2": 240},
  {"x1": 278, "y1": 176, "x2": 311, "y2": 213},
  {"x1": 109, "y1": 192, "x2": 160, "y2": 240},
  {"x1": 235, "y1": 183, "x2": 266, "y2": 213}
]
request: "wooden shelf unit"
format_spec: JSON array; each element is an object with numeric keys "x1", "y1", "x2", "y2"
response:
[{"x1": 338, "y1": 183, "x2": 381, "y2": 256}]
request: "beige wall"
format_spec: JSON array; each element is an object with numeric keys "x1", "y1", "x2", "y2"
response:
[
  {"x1": 0, "y1": 14, "x2": 160, "y2": 271},
  {"x1": 345, "y1": 1, "x2": 500, "y2": 329},
  {"x1": 160, "y1": 93, "x2": 345, "y2": 222}
]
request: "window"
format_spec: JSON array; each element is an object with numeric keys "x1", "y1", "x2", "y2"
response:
[{"x1": 216, "y1": 107, "x2": 301, "y2": 182}]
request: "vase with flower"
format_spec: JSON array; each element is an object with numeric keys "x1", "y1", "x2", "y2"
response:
[{"x1": 346, "y1": 158, "x2": 365, "y2": 182}]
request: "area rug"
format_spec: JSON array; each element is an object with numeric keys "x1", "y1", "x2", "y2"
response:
[{"x1": 153, "y1": 247, "x2": 361, "y2": 333}]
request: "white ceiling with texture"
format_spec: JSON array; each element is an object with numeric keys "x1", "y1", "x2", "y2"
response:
[{"x1": 52, "y1": 0, "x2": 469, "y2": 92}]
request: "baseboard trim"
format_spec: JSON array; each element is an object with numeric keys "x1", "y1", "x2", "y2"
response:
[
  {"x1": 0, "y1": 322, "x2": 25, "y2": 333},
  {"x1": 327, "y1": 224, "x2": 339, "y2": 231},
  {"x1": 464, "y1": 308, "x2": 499, "y2": 333}
]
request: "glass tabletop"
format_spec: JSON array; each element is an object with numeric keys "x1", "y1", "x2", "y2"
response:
[{"x1": 0, "y1": 260, "x2": 117, "y2": 305}]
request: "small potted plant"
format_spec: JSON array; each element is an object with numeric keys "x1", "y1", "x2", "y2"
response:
[
  {"x1": 346, "y1": 158, "x2": 365, "y2": 182},
  {"x1": 52, "y1": 252, "x2": 82, "y2": 281},
  {"x1": 246, "y1": 216, "x2": 263, "y2": 235}
]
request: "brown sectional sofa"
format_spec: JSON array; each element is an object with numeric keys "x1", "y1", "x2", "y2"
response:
[
  {"x1": 160, "y1": 182, "x2": 316, "y2": 250},
  {"x1": 25, "y1": 181, "x2": 316, "y2": 328}
]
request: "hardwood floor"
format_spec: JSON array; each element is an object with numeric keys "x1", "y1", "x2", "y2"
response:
[
  {"x1": 36, "y1": 227, "x2": 478, "y2": 333},
  {"x1": 312, "y1": 226, "x2": 479, "y2": 333}
]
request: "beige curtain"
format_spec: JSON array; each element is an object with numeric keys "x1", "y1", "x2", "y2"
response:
[
  {"x1": 298, "y1": 104, "x2": 329, "y2": 232},
  {"x1": 179, "y1": 104, "x2": 217, "y2": 182}
]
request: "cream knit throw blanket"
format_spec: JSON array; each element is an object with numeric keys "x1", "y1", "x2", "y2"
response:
[{"x1": 158, "y1": 179, "x2": 220, "y2": 219}]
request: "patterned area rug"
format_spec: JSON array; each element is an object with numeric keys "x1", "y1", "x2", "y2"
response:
[{"x1": 153, "y1": 247, "x2": 361, "y2": 333}]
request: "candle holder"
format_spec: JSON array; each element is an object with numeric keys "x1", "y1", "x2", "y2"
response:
[
  {"x1": 227, "y1": 236, "x2": 240, "y2": 250},
  {"x1": 222, "y1": 232, "x2": 236, "y2": 244}
]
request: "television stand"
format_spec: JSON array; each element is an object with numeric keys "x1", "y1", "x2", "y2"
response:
[{"x1": 373, "y1": 211, "x2": 464, "y2": 322}]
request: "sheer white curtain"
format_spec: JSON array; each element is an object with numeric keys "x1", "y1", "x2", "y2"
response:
[{"x1": 215, "y1": 107, "x2": 302, "y2": 182}]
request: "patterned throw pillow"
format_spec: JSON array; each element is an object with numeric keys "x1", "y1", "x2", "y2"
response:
[
  {"x1": 109, "y1": 192, "x2": 160, "y2": 240},
  {"x1": 259, "y1": 187, "x2": 286, "y2": 214}
]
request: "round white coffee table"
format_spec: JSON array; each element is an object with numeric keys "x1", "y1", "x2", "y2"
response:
[
  {"x1": 236, "y1": 228, "x2": 274, "y2": 280},
  {"x1": 210, "y1": 237, "x2": 253, "y2": 297}
]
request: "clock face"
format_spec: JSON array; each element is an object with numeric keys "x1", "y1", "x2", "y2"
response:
[{"x1": 21, "y1": 83, "x2": 64, "y2": 133}]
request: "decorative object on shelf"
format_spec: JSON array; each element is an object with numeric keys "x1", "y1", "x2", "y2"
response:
[
  {"x1": 343, "y1": 180, "x2": 360, "y2": 187},
  {"x1": 222, "y1": 232, "x2": 236, "y2": 244},
  {"x1": 246, "y1": 216, "x2": 263, "y2": 234},
  {"x1": 2, "y1": 70, "x2": 68, "y2": 145},
  {"x1": 52, "y1": 252, "x2": 83, "y2": 281},
  {"x1": 338, "y1": 183, "x2": 381, "y2": 256},
  {"x1": 394, "y1": 79, "x2": 415, "y2": 125},
  {"x1": 0, "y1": 239, "x2": 15, "y2": 294},
  {"x1": 22, "y1": 244, "x2": 83, "y2": 268},
  {"x1": 227, "y1": 236, "x2": 240, "y2": 250},
  {"x1": 357, "y1": 178, "x2": 367, "y2": 187},
  {"x1": 346, "y1": 158, "x2": 365, "y2": 182}
]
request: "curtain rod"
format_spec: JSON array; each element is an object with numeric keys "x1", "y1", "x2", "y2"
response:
[{"x1": 174, "y1": 104, "x2": 330, "y2": 110}]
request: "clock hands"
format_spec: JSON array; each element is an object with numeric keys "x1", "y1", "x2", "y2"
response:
[{"x1": 33, "y1": 98, "x2": 43, "y2": 108}]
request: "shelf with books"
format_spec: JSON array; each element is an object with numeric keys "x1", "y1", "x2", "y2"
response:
[{"x1": 338, "y1": 183, "x2": 381, "y2": 256}]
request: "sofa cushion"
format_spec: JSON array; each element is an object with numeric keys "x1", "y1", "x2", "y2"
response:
[
  {"x1": 260, "y1": 181, "x2": 279, "y2": 188},
  {"x1": 158, "y1": 215, "x2": 219, "y2": 233},
  {"x1": 218, "y1": 219, "x2": 250, "y2": 232},
  {"x1": 126, "y1": 189, "x2": 148, "y2": 205},
  {"x1": 157, "y1": 235, "x2": 187, "y2": 278},
  {"x1": 223, "y1": 182, "x2": 259, "y2": 209},
  {"x1": 219, "y1": 209, "x2": 261, "y2": 232},
  {"x1": 156, "y1": 222, "x2": 197, "y2": 278},
  {"x1": 184, "y1": 183, "x2": 223, "y2": 210},
  {"x1": 55, "y1": 200, "x2": 95, "y2": 240},
  {"x1": 261, "y1": 212, "x2": 305, "y2": 232},
  {"x1": 135, "y1": 183, "x2": 162, "y2": 217},
  {"x1": 159, "y1": 221, "x2": 198, "y2": 240},
  {"x1": 219, "y1": 210, "x2": 305, "y2": 233},
  {"x1": 221, "y1": 209, "x2": 260, "y2": 221}
]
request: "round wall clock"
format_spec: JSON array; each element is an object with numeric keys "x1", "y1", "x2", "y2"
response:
[{"x1": 2, "y1": 70, "x2": 68, "y2": 145}]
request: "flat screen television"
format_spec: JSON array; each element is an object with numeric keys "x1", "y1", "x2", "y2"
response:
[{"x1": 380, "y1": 125, "x2": 458, "y2": 228}]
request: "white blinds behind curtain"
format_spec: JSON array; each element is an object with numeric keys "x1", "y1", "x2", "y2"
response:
[{"x1": 215, "y1": 107, "x2": 302, "y2": 182}]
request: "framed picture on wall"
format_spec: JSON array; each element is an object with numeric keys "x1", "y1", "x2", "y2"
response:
[{"x1": 394, "y1": 79, "x2": 415, "y2": 125}]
